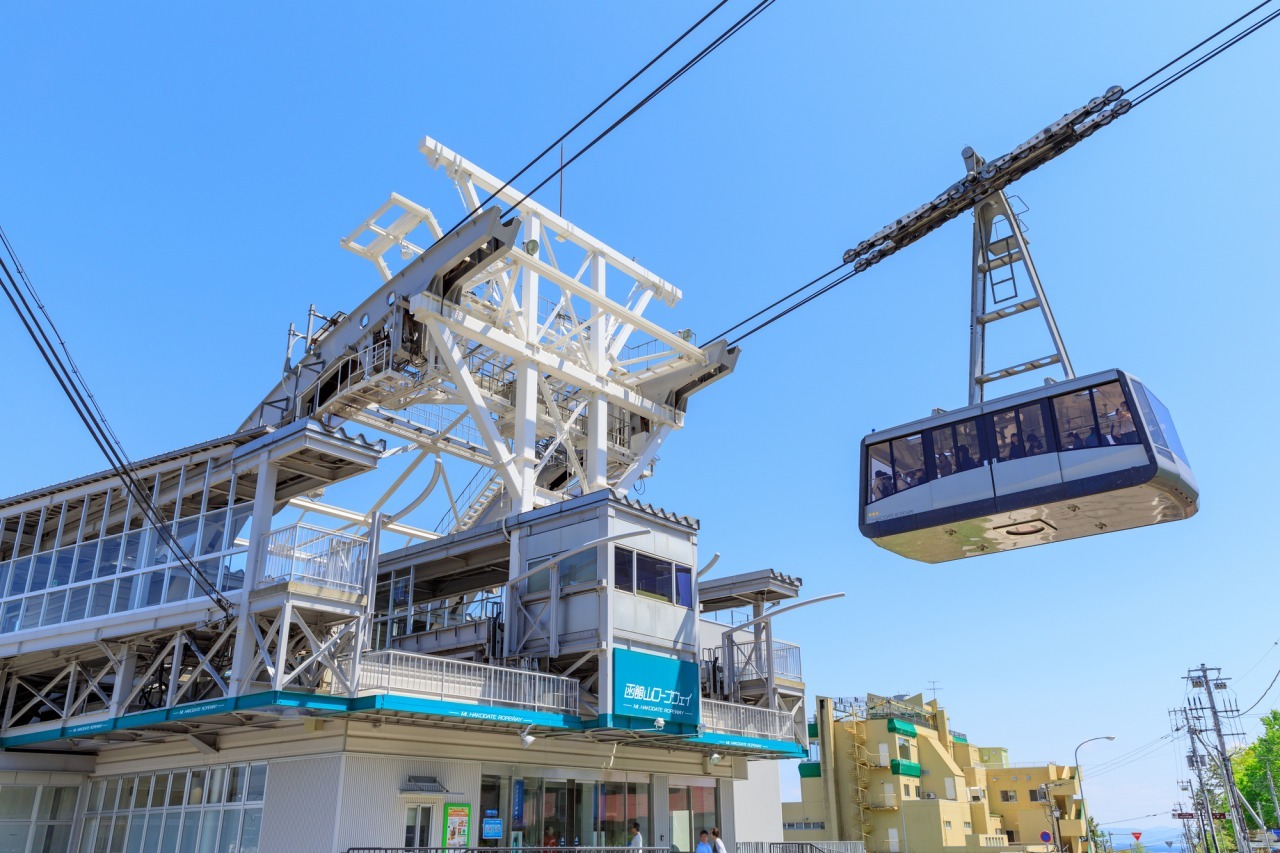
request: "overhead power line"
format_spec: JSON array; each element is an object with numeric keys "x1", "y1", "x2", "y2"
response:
[
  {"x1": 1230, "y1": 665, "x2": 1280, "y2": 717},
  {"x1": 0, "y1": 228, "x2": 232, "y2": 615},
  {"x1": 710, "y1": 0, "x2": 1280, "y2": 347},
  {"x1": 438, "y1": 0, "x2": 735, "y2": 241}
]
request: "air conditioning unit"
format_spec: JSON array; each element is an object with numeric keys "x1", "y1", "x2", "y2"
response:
[{"x1": 924, "y1": 793, "x2": 937, "y2": 800}]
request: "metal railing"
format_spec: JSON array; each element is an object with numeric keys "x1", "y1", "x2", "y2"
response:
[
  {"x1": 701, "y1": 698, "x2": 795, "y2": 741},
  {"x1": 260, "y1": 523, "x2": 369, "y2": 593},
  {"x1": 342, "y1": 649, "x2": 579, "y2": 715},
  {"x1": 770, "y1": 844, "x2": 866, "y2": 853},
  {"x1": 715, "y1": 639, "x2": 803, "y2": 681},
  {"x1": 396, "y1": 590, "x2": 503, "y2": 633}
]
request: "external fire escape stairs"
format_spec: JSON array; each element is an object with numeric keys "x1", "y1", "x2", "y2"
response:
[{"x1": 849, "y1": 721, "x2": 876, "y2": 839}]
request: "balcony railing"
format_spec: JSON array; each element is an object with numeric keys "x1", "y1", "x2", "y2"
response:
[
  {"x1": 710, "y1": 638, "x2": 804, "y2": 682},
  {"x1": 260, "y1": 524, "x2": 369, "y2": 594},
  {"x1": 701, "y1": 698, "x2": 795, "y2": 741},
  {"x1": 344, "y1": 649, "x2": 579, "y2": 715},
  {"x1": 259, "y1": 517, "x2": 371, "y2": 591}
]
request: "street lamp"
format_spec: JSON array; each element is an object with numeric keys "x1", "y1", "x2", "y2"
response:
[{"x1": 1076, "y1": 736, "x2": 1117, "y2": 853}]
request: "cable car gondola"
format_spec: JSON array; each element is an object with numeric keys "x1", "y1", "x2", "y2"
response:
[{"x1": 859, "y1": 369, "x2": 1197, "y2": 563}]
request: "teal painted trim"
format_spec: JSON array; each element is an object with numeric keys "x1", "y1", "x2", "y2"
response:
[
  {"x1": 798, "y1": 760, "x2": 822, "y2": 778},
  {"x1": 952, "y1": 735, "x2": 969, "y2": 744},
  {"x1": 360, "y1": 694, "x2": 580, "y2": 730},
  {"x1": 686, "y1": 732, "x2": 807, "y2": 757},
  {"x1": 585, "y1": 713, "x2": 698, "y2": 736},
  {"x1": 1, "y1": 690, "x2": 581, "y2": 749}
]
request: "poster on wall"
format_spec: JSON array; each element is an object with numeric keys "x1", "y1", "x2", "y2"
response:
[{"x1": 445, "y1": 803, "x2": 472, "y2": 848}]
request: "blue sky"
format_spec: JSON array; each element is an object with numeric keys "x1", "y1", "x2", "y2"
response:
[{"x1": 3, "y1": 1, "x2": 1278, "y2": 826}]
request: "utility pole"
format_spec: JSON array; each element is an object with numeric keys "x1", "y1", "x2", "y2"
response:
[
  {"x1": 1189, "y1": 665, "x2": 1253, "y2": 853},
  {"x1": 1185, "y1": 709, "x2": 1221, "y2": 853}
]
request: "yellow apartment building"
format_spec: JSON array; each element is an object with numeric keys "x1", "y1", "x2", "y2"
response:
[{"x1": 782, "y1": 694, "x2": 1087, "y2": 853}]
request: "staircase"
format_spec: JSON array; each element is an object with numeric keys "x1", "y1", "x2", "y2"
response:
[{"x1": 437, "y1": 472, "x2": 504, "y2": 535}]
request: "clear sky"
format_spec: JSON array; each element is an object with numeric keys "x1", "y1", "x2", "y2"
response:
[{"x1": 2, "y1": 1, "x2": 1278, "y2": 830}]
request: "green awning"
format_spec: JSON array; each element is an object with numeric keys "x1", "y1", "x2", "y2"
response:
[
  {"x1": 799, "y1": 761, "x2": 822, "y2": 779},
  {"x1": 886, "y1": 718, "x2": 918, "y2": 738},
  {"x1": 890, "y1": 759, "x2": 922, "y2": 778},
  {"x1": 808, "y1": 722, "x2": 819, "y2": 739},
  {"x1": 952, "y1": 735, "x2": 968, "y2": 744}
]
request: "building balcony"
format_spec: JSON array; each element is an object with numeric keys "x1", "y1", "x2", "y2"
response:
[
  {"x1": 700, "y1": 698, "x2": 798, "y2": 743},
  {"x1": 340, "y1": 648, "x2": 579, "y2": 716},
  {"x1": 260, "y1": 523, "x2": 369, "y2": 595},
  {"x1": 1058, "y1": 819, "x2": 1087, "y2": 839}
]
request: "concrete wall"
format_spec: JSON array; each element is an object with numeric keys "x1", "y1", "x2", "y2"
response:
[{"x1": 731, "y1": 760, "x2": 784, "y2": 844}]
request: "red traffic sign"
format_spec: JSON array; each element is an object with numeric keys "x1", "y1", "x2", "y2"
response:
[
  {"x1": 1132, "y1": 833, "x2": 1143, "y2": 842},
  {"x1": 1041, "y1": 832, "x2": 1053, "y2": 843}
]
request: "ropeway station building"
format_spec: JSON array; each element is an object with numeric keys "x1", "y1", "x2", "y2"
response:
[{"x1": 0, "y1": 138, "x2": 816, "y2": 852}]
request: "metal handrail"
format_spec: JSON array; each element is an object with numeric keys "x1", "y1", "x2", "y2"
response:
[
  {"x1": 260, "y1": 523, "x2": 369, "y2": 593},
  {"x1": 701, "y1": 698, "x2": 794, "y2": 741},
  {"x1": 342, "y1": 649, "x2": 579, "y2": 715},
  {"x1": 346, "y1": 848, "x2": 672, "y2": 853}
]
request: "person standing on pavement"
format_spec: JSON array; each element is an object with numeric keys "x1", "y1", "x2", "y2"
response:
[
  {"x1": 711, "y1": 827, "x2": 728, "y2": 853},
  {"x1": 629, "y1": 822, "x2": 644, "y2": 849}
]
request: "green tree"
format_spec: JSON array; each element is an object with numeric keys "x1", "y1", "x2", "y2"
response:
[
  {"x1": 1233, "y1": 709, "x2": 1280, "y2": 830},
  {"x1": 1089, "y1": 817, "x2": 1108, "y2": 853}
]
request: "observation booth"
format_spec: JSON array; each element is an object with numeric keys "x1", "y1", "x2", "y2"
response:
[{"x1": 859, "y1": 369, "x2": 1197, "y2": 562}]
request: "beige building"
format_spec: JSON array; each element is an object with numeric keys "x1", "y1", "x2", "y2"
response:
[{"x1": 782, "y1": 694, "x2": 1087, "y2": 853}]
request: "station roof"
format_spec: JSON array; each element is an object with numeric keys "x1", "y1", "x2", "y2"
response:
[{"x1": 698, "y1": 568, "x2": 803, "y2": 611}]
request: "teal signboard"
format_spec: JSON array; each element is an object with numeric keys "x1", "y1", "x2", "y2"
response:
[{"x1": 613, "y1": 648, "x2": 700, "y2": 726}]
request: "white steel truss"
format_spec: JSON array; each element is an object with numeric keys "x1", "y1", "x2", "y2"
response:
[{"x1": 247, "y1": 136, "x2": 737, "y2": 535}]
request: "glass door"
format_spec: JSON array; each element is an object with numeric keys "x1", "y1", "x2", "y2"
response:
[{"x1": 405, "y1": 804, "x2": 434, "y2": 848}]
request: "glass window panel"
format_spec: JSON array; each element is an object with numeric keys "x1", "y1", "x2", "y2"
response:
[
  {"x1": 0, "y1": 785, "x2": 38, "y2": 818},
  {"x1": 246, "y1": 764, "x2": 267, "y2": 803},
  {"x1": 669, "y1": 785, "x2": 693, "y2": 853},
  {"x1": 75, "y1": 541, "x2": 100, "y2": 583},
  {"x1": 124, "y1": 815, "x2": 146, "y2": 853},
  {"x1": 199, "y1": 510, "x2": 228, "y2": 557},
  {"x1": 150, "y1": 773, "x2": 169, "y2": 809},
  {"x1": 103, "y1": 779, "x2": 120, "y2": 813},
  {"x1": 219, "y1": 554, "x2": 245, "y2": 594},
  {"x1": 1094, "y1": 382, "x2": 1140, "y2": 447},
  {"x1": 992, "y1": 410, "x2": 1020, "y2": 461},
  {"x1": 930, "y1": 426, "x2": 955, "y2": 478},
  {"x1": 88, "y1": 780, "x2": 105, "y2": 814},
  {"x1": 41, "y1": 589, "x2": 67, "y2": 626},
  {"x1": 178, "y1": 812, "x2": 199, "y2": 851},
  {"x1": 634, "y1": 553, "x2": 672, "y2": 603},
  {"x1": 1018, "y1": 403, "x2": 1049, "y2": 456},
  {"x1": 690, "y1": 785, "x2": 718, "y2": 848},
  {"x1": 164, "y1": 568, "x2": 190, "y2": 604},
  {"x1": 867, "y1": 441, "x2": 894, "y2": 501},
  {"x1": 229, "y1": 504, "x2": 253, "y2": 545},
  {"x1": 79, "y1": 816, "x2": 98, "y2": 853},
  {"x1": 0, "y1": 561, "x2": 8, "y2": 598},
  {"x1": 239, "y1": 807, "x2": 263, "y2": 852},
  {"x1": 66, "y1": 585, "x2": 92, "y2": 623},
  {"x1": 615, "y1": 547, "x2": 634, "y2": 593},
  {"x1": 132, "y1": 776, "x2": 152, "y2": 810},
  {"x1": 118, "y1": 777, "x2": 137, "y2": 812},
  {"x1": 19, "y1": 595, "x2": 44, "y2": 630},
  {"x1": 30, "y1": 552, "x2": 53, "y2": 592},
  {"x1": 167, "y1": 771, "x2": 187, "y2": 808},
  {"x1": 630, "y1": 782, "x2": 651, "y2": 849},
  {"x1": 206, "y1": 767, "x2": 226, "y2": 805},
  {"x1": 675, "y1": 565, "x2": 693, "y2": 609},
  {"x1": 197, "y1": 560, "x2": 220, "y2": 596},
  {"x1": 90, "y1": 582, "x2": 114, "y2": 618},
  {"x1": 1053, "y1": 389, "x2": 1098, "y2": 451},
  {"x1": 142, "y1": 571, "x2": 166, "y2": 608},
  {"x1": 32, "y1": 824, "x2": 74, "y2": 852},
  {"x1": 121, "y1": 531, "x2": 146, "y2": 573},
  {"x1": 36, "y1": 786, "x2": 79, "y2": 819},
  {"x1": 113, "y1": 576, "x2": 136, "y2": 614},
  {"x1": 7, "y1": 557, "x2": 31, "y2": 596},
  {"x1": 890, "y1": 434, "x2": 927, "y2": 491},
  {"x1": 186, "y1": 770, "x2": 206, "y2": 806},
  {"x1": 96, "y1": 535, "x2": 121, "y2": 578},
  {"x1": 1, "y1": 601, "x2": 21, "y2": 633},
  {"x1": 174, "y1": 517, "x2": 200, "y2": 555},
  {"x1": 159, "y1": 813, "x2": 181, "y2": 853},
  {"x1": 52, "y1": 548, "x2": 75, "y2": 586},
  {"x1": 226, "y1": 765, "x2": 247, "y2": 804},
  {"x1": 110, "y1": 816, "x2": 129, "y2": 853},
  {"x1": 141, "y1": 813, "x2": 162, "y2": 853},
  {"x1": 560, "y1": 549, "x2": 597, "y2": 586},
  {"x1": 954, "y1": 419, "x2": 984, "y2": 468},
  {"x1": 218, "y1": 811, "x2": 241, "y2": 853},
  {"x1": 197, "y1": 811, "x2": 220, "y2": 853}
]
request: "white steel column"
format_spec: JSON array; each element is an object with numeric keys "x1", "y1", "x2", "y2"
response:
[
  {"x1": 513, "y1": 215, "x2": 542, "y2": 513},
  {"x1": 229, "y1": 458, "x2": 278, "y2": 695},
  {"x1": 585, "y1": 252, "x2": 609, "y2": 492}
]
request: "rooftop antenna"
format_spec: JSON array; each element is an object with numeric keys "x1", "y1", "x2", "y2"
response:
[{"x1": 928, "y1": 680, "x2": 943, "y2": 702}]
